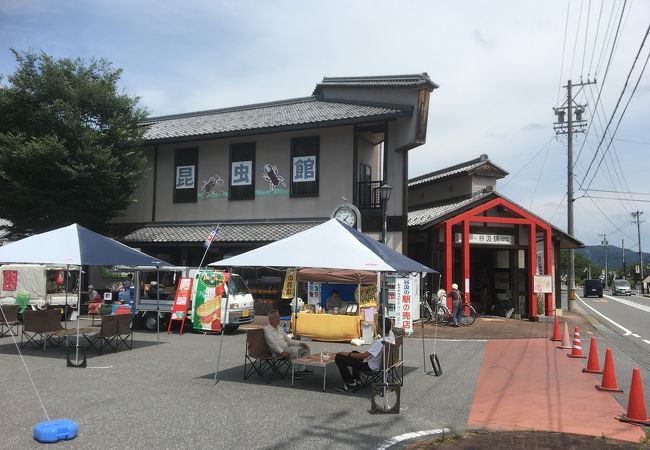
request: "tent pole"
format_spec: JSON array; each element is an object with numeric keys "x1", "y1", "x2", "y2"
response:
[
  {"x1": 156, "y1": 266, "x2": 160, "y2": 345},
  {"x1": 421, "y1": 273, "x2": 426, "y2": 374},
  {"x1": 214, "y1": 267, "x2": 232, "y2": 384},
  {"x1": 75, "y1": 268, "x2": 82, "y2": 364},
  {"x1": 293, "y1": 269, "x2": 300, "y2": 336},
  {"x1": 64, "y1": 265, "x2": 69, "y2": 329}
]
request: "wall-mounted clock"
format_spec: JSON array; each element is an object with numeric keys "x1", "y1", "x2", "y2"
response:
[{"x1": 331, "y1": 203, "x2": 362, "y2": 230}]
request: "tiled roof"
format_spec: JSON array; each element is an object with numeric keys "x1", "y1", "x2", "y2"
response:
[
  {"x1": 123, "y1": 222, "x2": 320, "y2": 244},
  {"x1": 408, "y1": 192, "x2": 492, "y2": 227},
  {"x1": 313, "y1": 73, "x2": 438, "y2": 95},
  {"x1": 409, "y1": 154, "x2": 508, "y2": 187},
  {"x1": 142, "y1": 97, "x2": 411, "y2": 142}
]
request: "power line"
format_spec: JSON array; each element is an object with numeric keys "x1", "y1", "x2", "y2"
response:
[
  {"x1": 569, "y1": 0, "x2": 585, "y2": 78},
  {"x1": 583, "y1": 195, "x2": 650, "y2": 203},
  {"x1": 501, "y1": 135, "x2": 555, "y2": 188},
  {"x1": 587, "y1": 188, "x2": 650, "y2": 195},
  {"x1": 587, "y1": 0, "x2": 605, "y2": 76},
  {"x1": 581, "y1": 0, "x2": 592, "y2": 77},
  {"x1": 574, "y1": 0, "x2": 627, "y2": 168},
  {"x1": 557, "y1": 0, "x2": 573, "y2": 105},
  {"x1": 583, "y1": 26, "x2": 650, "y2": 190}
]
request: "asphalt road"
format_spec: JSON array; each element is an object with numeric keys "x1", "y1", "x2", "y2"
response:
[
  {"x1": 0, "y1": 326, "x2": 486, "y2": 449},
  {"x1": 576, "y1": 292, "x2": 650, "y2": 370}
]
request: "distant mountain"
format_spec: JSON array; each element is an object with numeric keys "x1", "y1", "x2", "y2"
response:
[{"x1": 576, "y1": 245, "x2": 650, "y2": 271}]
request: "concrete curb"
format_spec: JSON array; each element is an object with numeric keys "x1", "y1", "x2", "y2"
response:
[{"x1": 376, "y1": 427, "x2": 453, "y2": 449}]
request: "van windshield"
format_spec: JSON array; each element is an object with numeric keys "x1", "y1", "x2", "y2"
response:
[
  {"x1": 613, "y1": 280, "x2": 630, "y2": 287},
  {"x1": 227, "y1": 276, "x2": 250, "y2": 295}
]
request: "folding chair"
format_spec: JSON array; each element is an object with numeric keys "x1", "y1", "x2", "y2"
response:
[
  {"x1": 116, "y1": 314, "x2": 134, "y2": 351},
  {"x1": 243, "y1": 328, "x2": 290, "y2": 383},
  {"x1": 353, "y1": 342, "x2": 391, "y2": 392},
  {"x1": 21, "y1": 310, "x2": 63, "y2": 349},
  {"x1": 0, "y1": 305, "x2": 20, "y2": 337},
  {"x1": 86, "y1": 314, "x2": 119, "y2": 354}
]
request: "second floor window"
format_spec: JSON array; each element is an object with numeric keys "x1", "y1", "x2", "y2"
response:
[
  {"x1": 290, "y1": 136, "x2": 319, "y2": 198},
  {"x1": 229, "y1": 142, "x2": 255, "y2": 201}
]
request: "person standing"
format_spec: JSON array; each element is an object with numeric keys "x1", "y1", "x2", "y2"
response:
[{"x1": 450, "y1": 283, "x2": 464, "y2": 327}]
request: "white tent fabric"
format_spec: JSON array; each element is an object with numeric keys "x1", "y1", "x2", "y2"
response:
[
  {"x1": 209, "y1": 218, "x2": 435, "y2": 273},
  {"x1": 0, "y1": 223, "x2": 171, "y2": 365},
  {"x1": 0, "y1": 224, "x2": 167, "y2": 266}
]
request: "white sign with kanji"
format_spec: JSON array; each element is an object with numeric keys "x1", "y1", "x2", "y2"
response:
[
  {"x1": 394, "y1": 277, "x2": 413, "y2": 334},
  {"x1": 231, "y1": 161, "x2": 253, "y2": 185},
  {"x1": 176, "y1": 165, "x2": 195, "y2": 189},
  {"x1": 292, "y1": 156, "x2": 316, "y2": 182}
]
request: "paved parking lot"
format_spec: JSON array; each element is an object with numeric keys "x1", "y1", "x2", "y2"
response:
[{"x1": 0, "y1": 326, "x2": 486, "y2": 449}]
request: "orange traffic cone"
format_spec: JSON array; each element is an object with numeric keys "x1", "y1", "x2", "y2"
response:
[
  {"x1": 582, "y1": 336, "x2": 603, "y2": 374},
  {"x1": 556, "y1": 321, "x2": 572, "y2": 349},
  {"x1": 617, "y1": 368, "x2": 650, "y2": 425},
  {"x1": 550, "y1": 316, "x2": 561, "y2": 342},
  {"x1": 567, "y1": 327, "x2": 587, "y2": 358},
  {"x1": 595, "y1": 348, "x2": 623, "y2": 393}
]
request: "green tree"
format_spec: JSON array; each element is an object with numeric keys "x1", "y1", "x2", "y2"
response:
[
  {"x1": 0, "y1": 50, "x2": 147, "y2": 235},
  {"x1": 559, "y1": 250, "x2": 602, "y2": 284}
]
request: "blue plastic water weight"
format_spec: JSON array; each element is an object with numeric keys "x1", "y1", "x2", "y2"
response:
[{"x1": 33, "y1": 419, "x2": 78, "y2": 443}]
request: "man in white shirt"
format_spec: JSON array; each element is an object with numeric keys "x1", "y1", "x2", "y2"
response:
[
  {"x1": 334, "y1": 318, "x2": 395, "y2": 392},
  {"x1": 263, "y1": 309, "x2": 312, "y2": 376}
]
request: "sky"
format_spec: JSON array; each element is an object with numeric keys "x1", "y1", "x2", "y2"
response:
[{"x1": 1, "y1": 0, "x2": 649, "y2": 252}]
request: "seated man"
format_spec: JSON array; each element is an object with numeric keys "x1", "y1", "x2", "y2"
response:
[
  {"x1": 325, "y1": 290, "x2": 342, "y2": 310},
  {"x1": 263, "y1": 309, "x2": 312, "y2": 377},
  {"x1": 334, "y1": 317, "x2": 395, "y2": 392}
]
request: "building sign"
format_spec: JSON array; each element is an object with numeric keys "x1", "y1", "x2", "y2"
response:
[
  {"x1": 292, "y1": 156, "x2": 316, "y2": 182},
  {"x1": 231, "y1": 161, "x2": 253, "y2": 185},
  {"x1": 455, "y1": 233, "x2": 514, "y2": 245},
  {"x1": 175, "y1": 165, "x2": 195, "y2": 189},
  {"x1": 394, "y1": 277, "x2": 413, "y2": 334}
]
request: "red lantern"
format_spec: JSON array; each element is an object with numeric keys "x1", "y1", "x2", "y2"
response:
[{"x1": 55, "y1": 271, "x2": 65, "y2": 286}]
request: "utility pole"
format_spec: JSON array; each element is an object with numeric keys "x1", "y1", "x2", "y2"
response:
[
  {"x1": 586, "y1": 249, "x2": 591, "y2": 279},
  {"x1": 632, "y1": 211, "x2": 644, "y2": 293},
  {"x1": 622, "y1": 239, "x2": 626, "y2": 280},
  {"x1": 599, "y1": 233, "x2": 608, "y2": 289},
  {"x1": 554, "y1": 79, "x2": 593, "y2": 311}
]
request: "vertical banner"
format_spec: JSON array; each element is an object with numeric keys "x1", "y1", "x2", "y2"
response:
[
  {"x1": 394, "y1": 277, "x2": 413, "y2": 333},
  {"x1": 282, "y1": 269, "x2": 296, "y2": 299},
  {"x1": 192, "y1": 271, "x2": 229, "y2": 332},
  {"x1": 409, "y1": 274, "x2": 420, "y2": 322}
]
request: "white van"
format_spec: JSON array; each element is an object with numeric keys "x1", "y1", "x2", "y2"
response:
[
  {"x1": 0, "y1": 264, "x2": 78, "y2": 317},
  {"x1": 132, "y1": 268, "x2": 254, "y2": 332}
]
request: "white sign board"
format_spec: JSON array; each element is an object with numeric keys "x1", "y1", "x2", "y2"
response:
[
  {"x1": 292, "y1": 156, "x2": 317, "y2": 182},
  {"x1": 533, "y1": 275, "x2": 553, "y2": 293},
  {"x1": 394, "y1": 277, "x2": 414, "y2": 334}
]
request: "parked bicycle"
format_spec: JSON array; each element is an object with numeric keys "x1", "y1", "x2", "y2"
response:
[{"x1": 421, "y1": 289, "x2": 477, "y2": 326}]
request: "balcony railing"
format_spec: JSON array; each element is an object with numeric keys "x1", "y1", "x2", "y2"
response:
[{"x1": 357, "y1": 181, "x2": 383, "y2": 209}]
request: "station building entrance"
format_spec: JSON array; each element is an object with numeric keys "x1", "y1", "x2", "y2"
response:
[{"x1": 409, "y1": 194, "x2": 573, "y2": 321}]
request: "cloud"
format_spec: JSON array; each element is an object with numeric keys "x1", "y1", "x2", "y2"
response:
[
  {"x1": 473, "y1": 28, "x2": 496, "y2": 48},
  {"x1": 521, "y1": 122, "x2": 546, "y2": 132}
]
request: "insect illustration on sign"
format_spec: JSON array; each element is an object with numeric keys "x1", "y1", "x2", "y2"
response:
[
  {"x1": 262, "y1": 163, "x2": 287, "y2": 193},
  {"x1": 200, "y1": 175, "x2": 225, "y2": 199}
]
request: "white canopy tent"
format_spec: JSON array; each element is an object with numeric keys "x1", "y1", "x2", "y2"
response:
[
  {"x1": 0, "y1": 224, "x2": 171, "y2": 364},
  {"x1": 209, "y1": 218, "x2": 438, "y2": 388}
]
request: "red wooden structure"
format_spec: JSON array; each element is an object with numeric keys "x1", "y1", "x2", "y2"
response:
[{"x1": 439, "y1": 197, "x2": 553, "y2": 319}]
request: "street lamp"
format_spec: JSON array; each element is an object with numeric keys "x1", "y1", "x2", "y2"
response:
[{"x1": 378, "y1": 183, "x2": 392, "y2": 244}]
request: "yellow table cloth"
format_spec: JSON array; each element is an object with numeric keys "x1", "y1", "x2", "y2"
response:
[{"x1": 293, "y1": 312, "x2": 360, "y2": 342}]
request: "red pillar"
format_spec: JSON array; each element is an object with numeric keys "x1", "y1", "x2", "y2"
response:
[
  {"x1": 445, "y1": 221, "x2": 452, "y2": 309},
  {"x1": 544, "y1": 226, "x2": 553, "y2": 316},
  {"x1": 529, "y1": 223, "x2": 537, "y2": 320},
  {"x1": 463, "y1": 219, "x2": 470, "y2": 304}
]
